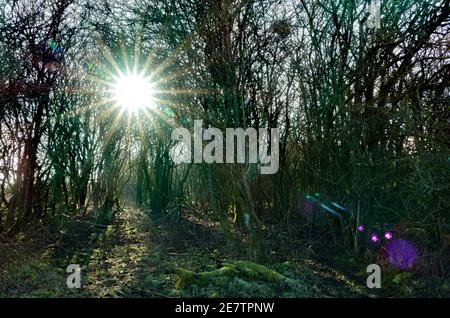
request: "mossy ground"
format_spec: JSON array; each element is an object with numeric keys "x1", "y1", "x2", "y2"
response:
[{"x1": 0, "y1": 208, "x2": 448, "y2": 298}]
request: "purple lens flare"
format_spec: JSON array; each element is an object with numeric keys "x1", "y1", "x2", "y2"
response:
[
  {"x1": 385, "y1": 239, "x2": 418, "y2": 269},
  {"x1": 370, "y1": 233, "x2": 379, "y2": 243}
]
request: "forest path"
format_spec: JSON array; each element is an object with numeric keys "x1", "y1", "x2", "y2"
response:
[
  {"x1": 79, "y1": 207, "x2": 154, "y2": 297},
  {"x1": 1, "y1": 206, "x2": 370, "y2": 298},
  {"x1": 73, "y1": 207, "x2": 369, "y2": 298}
]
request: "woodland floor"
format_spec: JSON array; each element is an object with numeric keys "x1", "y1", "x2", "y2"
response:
[{"x1": 0, "y1": 207, "x2": 448, "y2": 298}]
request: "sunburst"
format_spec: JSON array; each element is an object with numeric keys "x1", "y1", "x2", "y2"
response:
[{"x1": 110, "y1": 72, "x2": 156, "y2": 113}]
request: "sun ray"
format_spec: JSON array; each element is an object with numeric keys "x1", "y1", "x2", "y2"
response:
[{"x1": 110, "y1": 72, "x2": 156, "y2": 113}]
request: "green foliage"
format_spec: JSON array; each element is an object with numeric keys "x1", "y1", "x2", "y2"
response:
[
  {"x1": 175, "y1": 260, "x2": 291, "y2": 290},
  {"x1": 0, "y1": 0, "x2": 449, "y2": 298}
]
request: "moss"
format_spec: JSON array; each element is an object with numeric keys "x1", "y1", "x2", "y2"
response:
[
  {"x1": 229, "y1": 261, "x2": 290, "y2": 282},
  {"x1": 175, "y1": 265, "x2": 239, "y2": 289},
  {"x1": 175, "y1": 260, "x2": 291, "y2": 291}
]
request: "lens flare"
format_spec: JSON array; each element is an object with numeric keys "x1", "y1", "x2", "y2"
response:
[
  {"x1": 385, "y1": 239, "x2": 418, "y2": 269},
  {"x1": 370, "y1": 233, "x2": 379, "y2": 243},
  {"x1": 319, "y1": 203, "x2": 343, "y2": 219},
  {"x1": 111, "y1": 72, "x2": 156, "y2": 112}
]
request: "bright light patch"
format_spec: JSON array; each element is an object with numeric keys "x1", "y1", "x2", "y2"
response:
[
  {"x1": 111, "y1": 73, "x2": 156, "y2": 112},
  {"x1": 370, "y1": 233, "x2": 379, "y2": 243}
]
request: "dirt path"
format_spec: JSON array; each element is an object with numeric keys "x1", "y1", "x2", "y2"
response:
[
  {"x1": 79, "y1": 208, "x2": 152, "y2": 297},
  {"x1": 1, "y1": 207, "x2": 369, "y2": 298}
]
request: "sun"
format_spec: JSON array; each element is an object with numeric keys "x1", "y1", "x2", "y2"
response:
[{"x1": 111, "y1": 72, "x2": 156, "y2": 112}]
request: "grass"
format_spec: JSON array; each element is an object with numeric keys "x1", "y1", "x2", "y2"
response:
[{"x1": 0, "y1": 207, "x2": 448, "y2": 298}]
